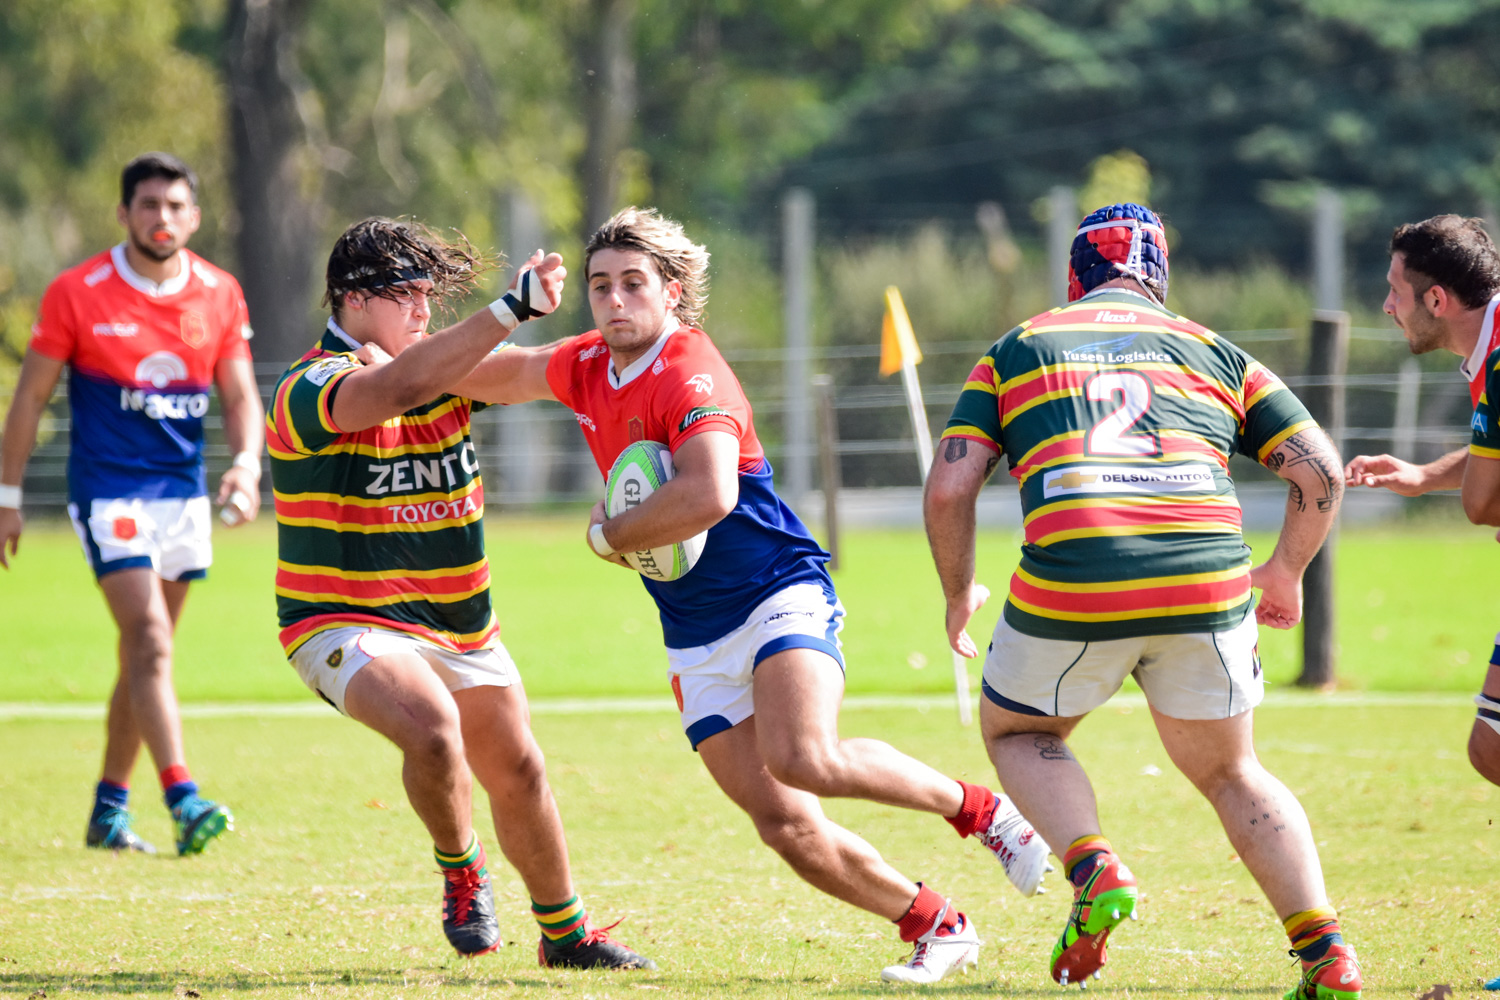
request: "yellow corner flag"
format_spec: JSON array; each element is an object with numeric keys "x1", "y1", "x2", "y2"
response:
[{"x1": 879, "y1": 286, "x2": 923, "y2": 376}]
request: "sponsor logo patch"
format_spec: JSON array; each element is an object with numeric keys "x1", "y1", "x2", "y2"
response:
[
  {"x1": 1473, "y1": 411, "x2": 1488, "y2": 434},
  {"x1": 135, "y1": 350, "x2": 187, "y2": 389},
  {"x1": 1041, "y1": 463, "x2": 1216, "y2": 498},
  {"x1": 1063, "y1": 334, "x2": 1174, "y2": 365},
  {"x1": 326, "y1": 648, "x2": 344, "y2": 669},
  {"x1": 578, "y1": 344, "x2": 608, "y2": 362},
  {"x1": 304, "y1": 357, "x2": 355, "y2": 386},
  {"x1": 686, "y1": 373, "x2": 714, "y2": 394},
  {"x1": 679, "y1": 405, "x2": 729, "y2": 432},
  {"x1": 112, "y1": 517, "x2": 137, "y2": 541},
  {"x1": 652, "y1": 357, "x2": 665, "y2": 375},
  {"x1": 92, "y1": 322, "x2": 138, "y2": 337},
  {"x1": 576, "y1": 412, "x2": 597, "y2": 432}
]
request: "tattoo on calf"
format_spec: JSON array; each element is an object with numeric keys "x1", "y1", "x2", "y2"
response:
[
  {"x1": 983, "y1": 454, "x2": 1000, "y2": 478},
  {"x1": 944, "y1": 438, "x2": 968, "y2": 463},
  {"x1": 1033, "y1": 735, "x2": 1073, "y2": 761},
  {"x1": 1246, "y1": 796, "x2": 1288, "y2": 833}
]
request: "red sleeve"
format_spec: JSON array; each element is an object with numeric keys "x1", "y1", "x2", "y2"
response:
[
  {"x1": 659, "y1": 345, "x2": 746, "y2": 452},
  {"x1": 544, "y1": 334, "x2": 587, "y2": 409},
  {"x1": 215, "y1": 283, "x2": 253, "y2": 363},
  {"x1": 29, "y1": 277, "x2": 77, "y2": 362}
]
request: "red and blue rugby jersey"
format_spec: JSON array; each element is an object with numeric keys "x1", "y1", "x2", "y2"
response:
[
  {"x1": 943, "y1": 289, "x2": 1315, "y2": 641},
  {"x1": 30, "y1": 245, "x2": 253, "y2": 502},
  {"x1": 546, "y1": 324, "x2": 830, "y2": 648}
]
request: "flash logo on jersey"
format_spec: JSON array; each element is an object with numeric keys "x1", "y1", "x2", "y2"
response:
[{"x1": 687, "y1": 373, "x2": 714, "y2": 394}]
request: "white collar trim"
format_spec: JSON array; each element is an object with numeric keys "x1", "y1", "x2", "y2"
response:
[
  {"x1": 608, "y1": 320, "x2": 679, "y2": 389},
  {"x1": 1077, "y1": 285, "x2": 1158, "y2": 306},
  {"x1": 111, "y1": 244, "x2": 191, "y2": 298},
  {"x1": 1459, "y1": 295, "x2": 1500, "y2": 383},
  {"x1": 326, "y1": 317, "x2": 363, "y2": 352}
]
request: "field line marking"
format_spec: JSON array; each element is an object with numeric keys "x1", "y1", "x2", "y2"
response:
[{"x1": 0, "y1": 689, "x2": 1473, "y2": 721}]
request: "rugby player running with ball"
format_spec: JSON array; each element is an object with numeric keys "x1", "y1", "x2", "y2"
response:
[{"x1": 455, "y1": 206, "x2": 1052, "y2": 984}]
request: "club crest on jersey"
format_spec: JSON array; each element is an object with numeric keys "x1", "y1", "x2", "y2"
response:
[
  {"x1": 628, "y1": 416, "x2": 645, "y2": 442},
  {"x1": 326, "y1": 648, "x2": 344, "y2": 669},
  {"x1": 686, "y1": 373, "x2": 714, "y2": 394},
  {"x1": 679, "y1": 405, "x2": 729, "y2": 432},
  {"x1": 180, "y1": 310, "x2": 209, "y2": 349},
  {"x1": 112, "y1": 517, "x2": 137, "y2": 541}
]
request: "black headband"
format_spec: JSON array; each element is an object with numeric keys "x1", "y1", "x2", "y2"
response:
[{"x1": 340, "y1": 264, "x2": 433, "y2": 292}]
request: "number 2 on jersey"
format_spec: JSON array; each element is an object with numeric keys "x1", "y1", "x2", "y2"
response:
[{"x1": 1084, "y1": 370, "x2": 1161, "y2": 457}]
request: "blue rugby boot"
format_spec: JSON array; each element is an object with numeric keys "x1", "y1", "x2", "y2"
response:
[
  {"x1": 86, "y1": 806, "x2": 157, "y2": 854},
  {"x1": 171, "y1": 794, "x2": 233, "y2": 856}
]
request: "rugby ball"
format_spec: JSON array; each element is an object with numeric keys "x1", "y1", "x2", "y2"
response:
[{"x1": 604, "y1": 440, "x2": 706, "y2": 582}]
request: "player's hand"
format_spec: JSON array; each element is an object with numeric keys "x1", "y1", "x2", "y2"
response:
[
  {"x1": 944, "y1": 582, "x2": 990, "y2": 658},
  {"x1": 216, "y1": 464, "x2": 261, "y2": 526},
  {"x1": 354, "y1": 341, "x2": 393, "y2": 366},
  {"x1": 495, "y1": 250, "x2": 566, "y2": 329},
  {"x1": 1343, "y1": 453, "x2": 1428, "y2": 496},
  {"x1": 1249, "y1": 560, "x2": 1302, "y2": 629},
  {"x1": 586, "y1": 500, "x2": 632, "y2": 568},
  {"x1": 0, "y1": 507, "x2": 21, "y2": 570}
]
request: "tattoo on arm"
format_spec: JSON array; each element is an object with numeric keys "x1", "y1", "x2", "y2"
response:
[
  {"x1": 1270, "y1": 430, "x2": 1342, "y2": 513},
  {"x1": 1033, "y1": 735, "x2": 1074, "y2": 761},
  {"x1": 944, "y1": 438, "x2": 968, "y2": 463}
]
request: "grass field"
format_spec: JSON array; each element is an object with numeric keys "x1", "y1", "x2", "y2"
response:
[
  {"x1": 1, "y1": 516, "x2": 1497, "y2": 704},
  {"x1": 2, "y1": 517, "x2": 1497, "y2": 997},
  {"x1": 1, "y1": 701, "x2": 1493, "y2": 998}
]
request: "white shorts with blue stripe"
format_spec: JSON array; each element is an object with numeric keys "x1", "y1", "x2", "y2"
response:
[{"x1": 666, "y1": 582, "x2": 845, "y2": 749}]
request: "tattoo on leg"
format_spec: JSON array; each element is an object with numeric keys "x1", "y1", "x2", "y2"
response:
[
  {"x1": 983, "y1": 454, "x2": 1000, "y2": 478},
  {"x1": 1033, "y1": 735, "x2": 1073, "y2": 761},
  {"x1": 944, "y1": 438, "x2": 968, "y2": 463},
  {"x1": 1246, "y1": 796, "x2": 1288, "y2": 833}
]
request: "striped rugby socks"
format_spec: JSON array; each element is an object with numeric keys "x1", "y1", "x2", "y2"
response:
[{"x1": 534, "y1": 894, "x2": 588, "y2": 947}]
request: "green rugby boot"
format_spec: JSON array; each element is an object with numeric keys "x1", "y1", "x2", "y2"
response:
[
  {"x1": 171, "y1": 794, "x2": 233, "y2": 856},
  {"x1": 1284, "y1": 941, "x2": 1361, "y2": 1000},
  {"x1": 1051, "y1": 851, "x2": 1138, "y2": 988}
]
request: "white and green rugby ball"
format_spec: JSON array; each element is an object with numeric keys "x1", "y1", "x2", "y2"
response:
[{"x1": 604, "y1": 440, "x2": 707, "y2": 582}]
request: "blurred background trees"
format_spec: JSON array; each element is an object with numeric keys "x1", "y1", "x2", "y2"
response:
[{"x1": 3, "y1": 0, "x2": 1498, "y2": 376}]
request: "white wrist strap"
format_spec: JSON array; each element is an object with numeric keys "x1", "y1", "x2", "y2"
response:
[
  {"x1": 589, "y1": 522, "x2": 616, "y2": 557},
  {"x1": 232, "y1": 451, "x2": 261, "y2": 473},
  {"x1": 0, "y1": 484, "x2": 19, "y2": 509},
  {"x1": 488, "y1": 297, "x2": 520, "y2": 332}
]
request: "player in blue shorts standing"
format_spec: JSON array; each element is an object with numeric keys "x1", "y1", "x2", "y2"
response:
[
  {"x1": 0, "y1": 153, "x2": 262, "y2": 856},
  {"x1": 451, "y1": 207, "x2": 1053, "y2": 984}
]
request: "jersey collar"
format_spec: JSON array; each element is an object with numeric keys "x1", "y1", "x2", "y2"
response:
[
  {"x1": 111, "y1": 244, "x2": 192, "y2": 298},
  {"x1": 1458, "y1": 294, "x2": 1500, "y2": 385},
  {"x1": 325, "y1": 317, "x2": 363, "y2": 352},
  {"x1": 608, "y1": 318, "x2": 680, "y2": 390}
]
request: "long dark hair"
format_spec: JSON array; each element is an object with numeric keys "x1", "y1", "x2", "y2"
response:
[{"x1": 323, "y1": 217, "x2": 498, "y2": 319}]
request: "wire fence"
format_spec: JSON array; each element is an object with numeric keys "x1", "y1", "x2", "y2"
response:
[{"x1": 8, "y1": 328, "x2": 1475, "y2": 511}]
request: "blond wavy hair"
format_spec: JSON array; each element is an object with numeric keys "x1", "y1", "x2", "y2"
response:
[{"x1": 584, "y1": 207, "x2": 710, "y2": 327}]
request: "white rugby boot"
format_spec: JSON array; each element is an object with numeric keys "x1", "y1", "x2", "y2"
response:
[
  {"x1": 977, "y1": 793, "x2": 1054, "y2": 896},
  {"x1": 880, "y1": 907, "x2": 980, "y2": 984}
]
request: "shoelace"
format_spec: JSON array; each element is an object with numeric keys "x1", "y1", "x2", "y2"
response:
[
  {"x1": 443, "y1": 867, "x2": 487, "y2": 925},
  {"x1": 576, "y1": 917, "x2": 624, "y2": 947}
]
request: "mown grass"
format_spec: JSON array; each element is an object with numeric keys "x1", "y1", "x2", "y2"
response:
[
  {"x1": 0, "y1": 701, "x2": 1493, "y2": 998},
  {"x1": 1, "y1": 517, "x2": 1496, "y2": 704}
]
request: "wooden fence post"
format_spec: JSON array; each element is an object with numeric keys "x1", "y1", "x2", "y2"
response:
[{"x1": 1298, "y1": 310, "x2": 1349, "y2": 688}]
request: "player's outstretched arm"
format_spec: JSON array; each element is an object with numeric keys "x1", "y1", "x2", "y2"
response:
[
  {"x1": 0, "y1": 349, "x2": 66, "y2": 569},
  {"x1": 1252, "y1": 427, "x2": 1344, "y2": 629},
  {"x1": 450, "y1": 340, "x2": 563, "y2": 405},
  {"x1": 923, "y1": 436, "x2": 1001, "y2": 658},
  {"x1": 331, "y1": 251, "x2": 565, "y2": 432},
  {"x1": 213, "y1": 356, "x2": 265, "y2": 525},
  {"x1": 1344, "y1": 447, "x2": 1465, "y2": 495},
  {"x1": 1461, "y1": 452, "x2": 1500, "y2": 526},
  {"x1": 588, "y1": 430, "x2": 738, "y2": 559}
]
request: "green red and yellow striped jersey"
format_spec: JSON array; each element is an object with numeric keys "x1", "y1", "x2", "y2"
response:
[
  {"x1": 943, "y1": 289, "x2": 1315, "y2": 641},
  {"x1": 267, "y1": 327, "x2": 498, "y2": 656}
]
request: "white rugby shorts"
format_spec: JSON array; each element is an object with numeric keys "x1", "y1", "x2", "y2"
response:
[
  {"x1": 290, "y1": 625, "x2": 518, "y2": 715},
  {"x1": 68, "y1": 496, "x2": 212, "y2": 582},
  {"x1": 982, "y1": 610, "x2": 1263, "y2": 721},
  {"x1": 667, "y1": 582, "x2": 845, "y2": 749}
]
